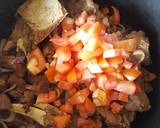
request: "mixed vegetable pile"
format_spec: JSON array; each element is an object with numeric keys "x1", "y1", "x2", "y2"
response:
[
  {"x1": 0, "y1": 0, "x2": 156, "y2": 128},
  {"x1": 26, "y1": 7, "x2": 155, "y2": 128}
]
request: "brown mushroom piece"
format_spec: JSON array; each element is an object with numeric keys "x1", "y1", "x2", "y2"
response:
[{"x1": 132, "y1": 49, "x2": 145, "y2": 64}]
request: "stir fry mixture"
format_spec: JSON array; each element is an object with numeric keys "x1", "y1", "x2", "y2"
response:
[{"x1": 0, "y1": 0, "x2": 156, "y2": 128}]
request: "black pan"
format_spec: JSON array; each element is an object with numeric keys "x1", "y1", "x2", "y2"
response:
[{"x1": 0, "y1": 0, "x2": 159, "y2": 128}]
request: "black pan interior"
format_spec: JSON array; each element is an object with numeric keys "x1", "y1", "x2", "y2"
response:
[{"x1": 0, "y1": 0, "x2": 160, "y2": 128}]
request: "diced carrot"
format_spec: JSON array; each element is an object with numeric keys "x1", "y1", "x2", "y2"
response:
[
  {"x1": 111, "y1": 102, "x2": 123, "y2": 113},
  {"x1": 115, "y1": 81, "x2": 136, "y2": 95},
  {"x1": 61, "y1": 17, "x2": 74, "y2": 32},
  {"x1": 56, "y1": 46, "x2": 71, "y2": 62},
  {"x1": 75, "y1": 61, "x2": 88, "y2": 71},
  {"x1": 87, "y1": 59, "x2": 103, "y2": 74},
  {"x1": 103, "y1": 49, "x2": 120, "y2": 58},
  {"x1": 123, "y1": 60, "x2": 133, "y2": 69},
  {"x1": 71, "y1": 41, "x2": 83, "y2": 52},
  {"x1": 88, "y1": 22, "x2": 106, "y2": 36},
  {"x1": 83, "y1": 36, "x2": 101, "y2": 51},
  {"x1": 27, "y1": 48, "x2": 46, "y2": 75},
  {"x1": 54, "y1": 72, "x2": 66, "y2": 82},
  {"x1": 104, "y1": 73, "x2": 117, "y2": 90},
  {"x1": 52, "y1": 114, "x2": 71, "y2": 128},
  {"x1": 107, "y1": 56, "x2": 123, "y2": 68},
  {"x1": 110, "y1": 91, "x2": 119, "y2": 101},
  {"x1": 78, "y1": 48, "x2": 103, "y2": 61},
  {"x1": 104, "y1": 66, "x2": 115, "y2": 73},
  {"x1": 68, "y1": 88, "x2": 90, "y2": 105},
  {"x1": 97, "y1": 56, "x2": 109, "y2": 69},
  {"x1": 60, "y1": 102, "x2": 73, "y2": 114},
  {"x1": 66, "y1": 68, "x2": 77, "y2": 83},
  {"x1": 123, "y1": 68, "x2": 141, "y2": 81},
  {"x1": 97, "y1": 74, "x2": 107, "y2": 90},
  {"x1": 118, "y1": 93, "x2": 128, "y2": 102},
  {"x1": 45, "y1": 66, "x2": 55, "y2": 83},
  {"x1": 75, "y1": 11, "x2": 88, "y2": 26},
  {"x1": 51, "y1": 34, "x2": 69, "y2": 47},
  {"x1": 111, "y1": 7, "x2": 120, "y2": 25},
  {"x1": 58, "y1": 81, "x2": 73, "y2": 91},
  {"x1": 81, "y1": 69, "x2": 96, "y2": 80},
  {"x1": 89, "y1": 81, "x2": 97, "y2": 92},
  {"x1": 92, "y1": 89, "x2": 108, "y2": 106},
  {"x1": 68, "y1": 87, "x2": 77, "y2": 96},
  {"x1": 76, "y1": 29, "x2": 88, "y2": 45},
  {"x1": 84, "y1": 98, "x2": 96, "y2": 116},
  {"x1": 36, "y1": 90, "x2": 57, "y2": 104},
  {"x1": 100, "y1": 41, "x2": 113, "y2": 50},
  {"x1": 69, "y1": 33, "x2": 80, "y2": 45},
  {"x1": 76, "y1": 104, "x2": 88, "y2": 118},
  {"x1": 115, "y1": 38, "x2": 138, "y2": 52},
  {"x1": 56, "y1": 60, "x2": 72, "y2": 74}
]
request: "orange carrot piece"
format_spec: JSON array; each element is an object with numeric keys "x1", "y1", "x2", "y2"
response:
[
  {"x1": 27, "y1": 48, "x2": 46, "y2": 75},
  {"x1": 118, "y1": 93, "x2": 128, "y2": 102},
  {"x1": 68, "y1": 88, "x2": 90, "y2": 105},
  {"x1": 53, "y1": 115, "x2": 71, "y2": 128},
  {"x1": 97, "y1": 56, "x2": 109, "y2": 69},
  {"x1": 66, "y1": 68, "x2": 77, "y2": 83},
  {"x1": 84, "y1": 98, "x2": 96, "y2": 116},
  {"x1": 78, "y1": 48, "x2": 103, "y2": 61},
  {"x1": 36, "y1": 90, "x2": 57, "y2": 104},
  {"x1": 60, "y1": 102, "x2": 73, "y2": 114},
  {"x1": 71, "y1": 41, "x2": 83, "y2": 52},
  {"x1": 58, "y1": 81, "x2": 73, "y2": 91},
  {"x1": 45, "y1": 66, "x2": 55, "y2": 83},
  {"x1": 123, "y1": 68, "x2": 141, "y2": 81}
]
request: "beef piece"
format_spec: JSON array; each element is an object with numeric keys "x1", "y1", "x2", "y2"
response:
[
  {"x1": 26, "y1": 75, "x2": 50, "y2": 93},
  {"x1": 0, "y1": 55, "x2": 26, "y2": 77},
  {"x1": 64, "y1": 0, "x2": 102, "y2": 17},
  {"x1": 136, "y1": 76, "x2": 153, "y2": 93},
  {"x1": 7, "y1": 75, "x2": 26, "y2": 100},
  {"x1": 0, "y1": 94, "x2": 12, "y2": 110},
  {"x1": 125, "y1": 91, "x2": 150, "y2": 112},
  {"x1": 10, "y1": 18, "x2": 32, "y2": 53},
  {"x1": 0, "y1": 79, "x2": 6, "y2": 93},
  {"x1": 96, "y1": 107, "x2": 121, "y2": 126},
  {"x1": 17, "y1": 0, "x2": 67, "y2": 44},
  {"x1": 0, "y1": 56, "x2": 16, "y2": 69}
]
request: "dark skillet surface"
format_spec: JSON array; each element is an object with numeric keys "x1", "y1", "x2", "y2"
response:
[{"x1": 0, "y1": 0, "x2": 160, "y2": 128}]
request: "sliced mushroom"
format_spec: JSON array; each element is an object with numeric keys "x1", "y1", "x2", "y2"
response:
[
  {"x1": 132, "y1": 49, "x2": 145, "y2": 64},
  {"x1": 11, "y1": 104, "x2": 49, "y2": 126}
]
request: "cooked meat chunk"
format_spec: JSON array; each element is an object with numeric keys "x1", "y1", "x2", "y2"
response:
[
  {"x1": 7, "y1": 75, "x2": 26, "y2": 100},
  {"x1": 64, "y1": 0, "x2": 101, "y2": 17},
  {"x1": 26, "y1": 75, "x2": 50, "y2": 93},
  {"x1": 0, "y1": 94, "x2": 12, "y2": 110},
  {"x1": 17, "y1": 0, "x2": 67, "y2": 44},
  {"x1": 0, "y1": 55, "x2": 26, "y2": 77},
  {"x1": 125, "y1": 91, "x2": 150, "y2": 112},
  {"x1": 0, "y1": 79, "x2": 6, "y2": 93}
]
